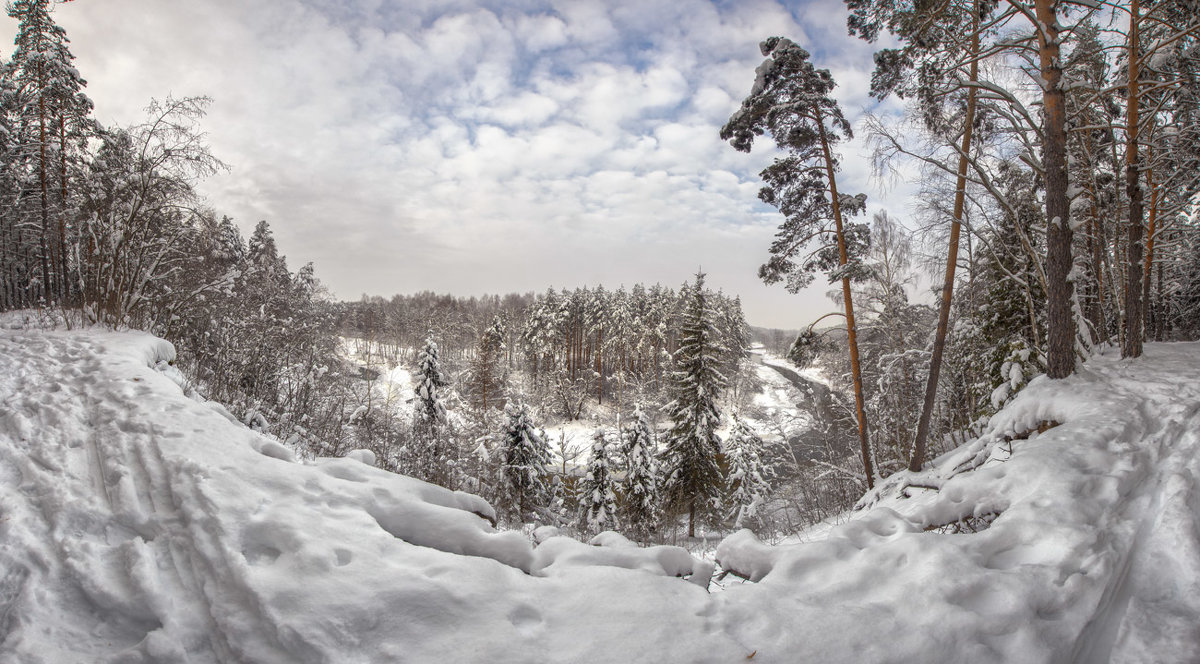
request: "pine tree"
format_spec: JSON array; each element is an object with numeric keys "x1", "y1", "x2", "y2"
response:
[
  {"x1": 722, "y1": 36, "x2": 877, "y2": 488},
  {"x1": 5, "y1": 0, "x2": 93, "y2": 306},
  {"x1": 497, "y1": 402, "x2": 550, "y2": 524},
  {"x1": 469, "y1": 315, "x2": 507, "y2": 413},
  {"x1": 620, "y1": 404, "x2": 659, "y2": 539},
  {"x1": 660, "y1": 272, "x2": 726, "y2": 538},
  {"x1": 848, "y1": 0, "x2": 988, "y2": 472},
  {"x1": 580, "y1": 428, "x2": 619, "y2": 535},
  {"x1": 725, "y1": 416, "x2": 772, "y2": 531},
  {"x1": 411, "y1": 334, "x2": 455, "y2": 487}
]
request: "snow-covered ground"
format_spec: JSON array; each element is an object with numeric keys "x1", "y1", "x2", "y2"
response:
[
  {"x1": 2, "y1": 322, "x2": 1199, "y2": 662},
  {"x1": 341, "y1": 338, "x2": 416, "y2": 423}
]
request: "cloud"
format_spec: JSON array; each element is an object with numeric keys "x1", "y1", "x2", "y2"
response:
[{"x1": 9, "y1": 0, "x2": 915, "y2": 329}]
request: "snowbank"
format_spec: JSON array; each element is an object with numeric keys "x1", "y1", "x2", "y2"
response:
[
  {"x1": 714, "y1": 345, "x2": 1200, "y2": 663},
  {"x1": 0, "y1": 325, "x2": 732, "y2": 663}
]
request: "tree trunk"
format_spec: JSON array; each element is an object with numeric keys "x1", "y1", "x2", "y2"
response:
[
  {"x1": 38, "y1": 75, "x2": 52, "y2": 304},
  {"x1": 1123, "y1": 0, "x2": 1144, "y2": 359},
  {"x1": 815, "y1": 107, "x2": 874, "y2": 489},
  {"x1": 1142, "y1": 158, "x2": 1158, "y2": 343},
  {"x1": 910, "y1": 12, "x2": 980, "y2": 473},
  {"x1": 58, "y1": 114, "x2": 70, "y2": 305},
  {"x1": 1088, "y1": 211, "x2": 1107, "y2": 343},
  {"x1": 1034, "y1": 0, "x2": 1076, "y2": 378},
  {"x1": 596, "y1": 325, "x2": 603, "y2": 405}
]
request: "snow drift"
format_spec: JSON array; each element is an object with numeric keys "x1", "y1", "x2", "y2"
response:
[{"x1": 0, "y1": 325, "x2": 723, "y2": 663}]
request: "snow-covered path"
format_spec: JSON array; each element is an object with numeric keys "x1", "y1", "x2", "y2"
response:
[
  {"x1": 1070, "y1": 354, "x2": 1200, "y2": 663},
  {"x1": 3, "y1": 324, "x2": 1200, "y2": 663},
  {"x1": 0, "y1": 331, "x2": 295, "y2": 661}
]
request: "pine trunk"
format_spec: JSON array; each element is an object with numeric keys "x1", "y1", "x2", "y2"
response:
[
  {"x1": 1142, "y1": 160, "x2": 1158, "y2": 342},
  {"x1": 1123, "y1": 0, "x2": 1144, "y2": 359},
  {"x1": 910, "y1": 14, "x2": 980, "y2": 473},
  {"x1": 38, "y1": 80, "x2": 52, "y2": 304},
  {"x1": 58, "y1": 114, "x2": 69, "y2": 304},
  {"x1": 1035, "y1": 0, "x2": 1076, "y2": 378},
  {"x1": 815, "y1": 108, "x2": 874, "y2": 489}
]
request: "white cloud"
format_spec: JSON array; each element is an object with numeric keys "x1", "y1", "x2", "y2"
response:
[{"x1": 9, "y1": 0, "x2": 916, "y2": 329}]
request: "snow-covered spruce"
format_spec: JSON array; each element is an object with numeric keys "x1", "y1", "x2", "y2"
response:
[
  {"x1": 725, "y1": 415, "x2": 772, "y2": 530},
  {"x1": 620, "y1": 405, "x2": 660, "y2": 539},
  {"x1": 580, "y1": 428, "x2": 619, "y2": 535},
  {"x1": 496, "y1": 401, "x2": 551, "y2": 524},
  {"x1": 660, "y1": 271, "x2": 727, "y2": 538},
  {"x1": 409, "y1": 334, "x2": 456, "y2": 487}
]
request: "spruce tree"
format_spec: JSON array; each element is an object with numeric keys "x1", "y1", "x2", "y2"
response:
[
  {"x1": 498, "y1": 402, "x2": 550, "y2": 524},
  {"x1": 660, "y1": 272, "x2": 726, "y2": 538},
  {"x1": 580, "y1": 428, "x2": 618, "y2": 535},
  {"x1": 620, "y1": 405, "x2": 659, "y2": 540},
  {"x1": 411, "y1": 334, "x2": 454, "y2": 487},
  {"x1": 725, "y1": 416, "x2": 772, "y2": 531}
]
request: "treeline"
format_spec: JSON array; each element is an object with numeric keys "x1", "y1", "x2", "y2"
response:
[
  {"x1": 383, "y1": 274, "x2": 785, "y2": 541},
  {"x1": 337, "y1": 282, "x2": 752, "y2": 421},
  {"x1": 0, "y1": 2, "x2": 357, "y2": 452}
]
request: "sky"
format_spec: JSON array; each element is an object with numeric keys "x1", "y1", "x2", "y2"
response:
[{"x1": 7, "y1": 0, "x2": 913, "y2": 329}]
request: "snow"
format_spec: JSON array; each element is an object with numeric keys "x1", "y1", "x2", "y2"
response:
[
  {"x1": 745, "y1": 347, "x2": 815, "y2": 442},
  {"x1": 717, "y1": 343, "x2": 1200, "y2": 663},
  {"x1": 3, "y1": 322, "x2": 1200, "y2": 662},
  {"x1": 344, "y1": 448, "x2": 377, "y2": 466},
  {"x1": 0, "y1": 325, "x2": 730, "y2": 663}
]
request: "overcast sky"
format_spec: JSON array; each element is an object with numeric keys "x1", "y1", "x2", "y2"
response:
[{"x1": 10, "y1": 0, "x2": 913, "y2": 329}]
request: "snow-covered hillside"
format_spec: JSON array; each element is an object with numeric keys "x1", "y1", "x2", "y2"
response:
[{"x1": 2, "y1": 322, "x2": 1199, "y2": 663}]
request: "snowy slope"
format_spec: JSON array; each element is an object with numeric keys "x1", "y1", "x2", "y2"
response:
[
  {"x1": 717, "y1": 344, "x2": 1200, "y2": 663},
  {"x1": 2, "y1": 323, "x2": 1199, "y2": 663},
  {"x1": 0, "y1": 326, "x2": 725, "y2": 664}
]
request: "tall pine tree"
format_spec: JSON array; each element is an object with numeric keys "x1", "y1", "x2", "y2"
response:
[
  {"x1": 4, "y1": 0, "x2": 93, "y2": 306},
  {"x1": 721, "y1": 37, "x2": 877, "y2": 488}
]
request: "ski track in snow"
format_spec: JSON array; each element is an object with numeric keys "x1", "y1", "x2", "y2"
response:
[
  {"x1": 0, "y1": 332, "x2": 294, "y2": 662},
  {"x1": 1070, "y1": 370, "x2": 1200, "y2": 664},
  {"x1": 3, "y1": 325, "x2": 1200, "y2": 663}
]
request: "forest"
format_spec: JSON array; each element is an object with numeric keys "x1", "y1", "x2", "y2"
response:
[{"x1": 0, "y1": 0, "x2": 1197, "y2": 552}]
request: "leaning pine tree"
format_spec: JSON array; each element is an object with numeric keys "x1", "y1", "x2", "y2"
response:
[
  {"x1": 580, "y1": 428, "x2": 619, "y2": 535},
  {"x1": 411, "y1": 334, "x2": 455, "y2": 487},
  {"x1": 620, "y1": 405, "x2": 659, "y2": 540},
  {"x1": 660, "y1": 272, "x2": 727, "y2": 538},
  {"x1": 498, "y1": 402, "x2": 551, "y2": 524},
  {"x1": 721, "y1": 37, "x2": 876, "y2": 488}
]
